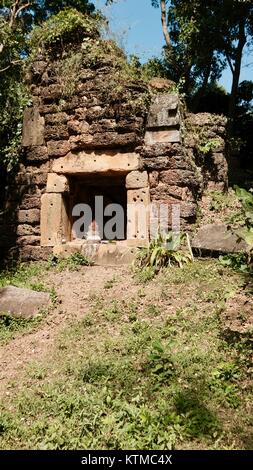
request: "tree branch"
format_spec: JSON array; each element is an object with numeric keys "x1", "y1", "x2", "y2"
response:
[
  {"x1": 225, "y1": 50, "x2": 235, "y2": 75},
  {"x1": 0, "y1": 2, "x2": 31, "y2": 59},
  {"x1": 16, "y1": 2, "x2": 31, "y2": 19},
  {"x1": 0, "y1": 59, "x2": 22, "y2": 74},
  {"x1": 9, "y1": 0, "x2": 20, "y2": 28}
]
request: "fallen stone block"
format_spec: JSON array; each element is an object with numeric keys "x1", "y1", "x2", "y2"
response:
[
  {"x1": 0, "y1": 286, "x2": 51, "y2": 319},
  {"x1": 192, "y1": 224, "x2": 247, "y2": 253}
]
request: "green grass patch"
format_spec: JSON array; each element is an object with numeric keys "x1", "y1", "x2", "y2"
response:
[
  {"x1": 0, "y1": 262, "x2": 46, "y2": 290},
  {"x1": 0, "y1": 260, "x2": 252, "y2": 450},
  {"x1": 0, "y1": 313, "x2": 46, "y2": 345}
]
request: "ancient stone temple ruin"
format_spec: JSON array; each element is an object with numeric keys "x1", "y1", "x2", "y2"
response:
[{"x1": 0, "y1": 28, "x2": 228, "y2": 264}]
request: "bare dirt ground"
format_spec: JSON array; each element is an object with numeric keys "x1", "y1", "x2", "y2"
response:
[{"x1": 0, "y1": 266, "x2": 137, "y2": 397}]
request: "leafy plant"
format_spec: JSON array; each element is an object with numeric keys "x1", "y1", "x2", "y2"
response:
[
  {"x1": 219, "y1": 253, "x2": 250, "y2": 274},
  {"x1": 0, "y1": 78, "x2": 30, "y2": 171},
  {"x1": 55, "y1": 52, "x2": 83, "y2": 97},
  {"x1": 30, "y1": 8, "x2": 99, "y2": 54},
  {"x1": 48, "y1": 253, "x2": 93, "y2": 271},
  {"x1": 145, "y1": 341, "x2": 175, "y2": 386},
  {"x1": 135, "y1": 232, "x2": 193, "y2": 271},
  {"x1": 209, "y1": 190, "x2": 232, "y2": 212},
  {"x1": 198, "y1": 138, "x2": 220, "y2": 155},
  {"x1": 234, "y1": 186, "x2": 253, "y2": 267},
  {"x1": 208, "y1": 363, "x2": 241, "y2": 409}
]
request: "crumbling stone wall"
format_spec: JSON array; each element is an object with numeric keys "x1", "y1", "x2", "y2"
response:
[
  {"x1": 0, "y1": 37, "x2": 228, "y2": 263},
  {"x1": 185, "y1": 113, "x2": 228, "y2": 191}
]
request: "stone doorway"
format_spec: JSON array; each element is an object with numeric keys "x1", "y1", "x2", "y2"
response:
[
  {"x1": 69, "y1": 175, "x2": 127, "y2": 241},
  {"x1": 41, "y1": 163, "x2": 150, "y2": 249}
]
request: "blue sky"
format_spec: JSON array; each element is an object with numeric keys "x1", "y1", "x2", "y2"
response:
[{"x1": 94, "y1": 0, "x2": 253, "y2": 92}]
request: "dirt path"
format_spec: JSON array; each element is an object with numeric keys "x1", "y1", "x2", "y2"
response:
[{"x1": 0, "y1": 266, "x2": 134, "y2": 397}]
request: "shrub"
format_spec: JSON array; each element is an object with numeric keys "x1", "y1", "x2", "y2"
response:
[
  {"x1": 30, "y1": 8, "x2": 100, "y2": 54},
  {"x1": 234, "y1": 186, "x2": 253, "y2": 268},
  {"x1": 135, "y1": 232, "x2": 193, "y2": 271}
]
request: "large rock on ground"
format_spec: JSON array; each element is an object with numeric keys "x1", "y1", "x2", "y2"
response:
[
  {"x1": 192, "y1": 224, "x2": 247, "y2": 253},
  {"x1": 0, "y1": 286, "x2": 50, "y2": 319}
]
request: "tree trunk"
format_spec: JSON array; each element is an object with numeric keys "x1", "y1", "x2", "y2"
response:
[
  {"x1": 192, "y1": 57, "x2": 213, "y2": 112},
  {"x1": 228, "y1": 18, "x2": 246, "y2": 135},
  {"x1": 160, "y1": 0, "x2": 171, "y2": 48}
]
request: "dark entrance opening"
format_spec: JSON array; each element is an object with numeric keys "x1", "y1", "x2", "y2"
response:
[{"x1": 69, "y1": 174, "x2": 127, "y2": 241}]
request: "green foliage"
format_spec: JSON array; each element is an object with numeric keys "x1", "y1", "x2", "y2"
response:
[
  {"x1": 238, "y1": 80, "x2": 253, "y2": 109},
  {"x1": 135, "y1": 232, "x2": 193, "y2": 272},
  {"x1": 216, "y1": 186, "x2": 253, "y2": 272},
  {"x1": 140, "y1": 57, "x2": 169, "y2": 81},
  {"x1": 48, "y1": 253, "x2": 93, "y2": 271},
  {"x1": 44, "y1": 0, "x2": 95, "y2": 16},
  {"x1": 0, "y1": 262, "x2": 45, "y2": 289},
  {"x1": 0, "y1": 80, "x2": 30, "y2": 171},
  {"x1": 209, "y1": 191, "x2": 228, "y2": 212},
  {"x1": 135, "y1": 267, "x2": 156, "y2": 284},
  {"x1": 195, "y1": 82, "x2": 229, "y2": 115},
  {"x1": 208, "y1": 363, "x2": 241, "y2": 409},
  {"x1": 209, "y1": 190, "x2": 239, "y2": 214},
  {"x1": 198, "y1": 138, "x2": 221, "y2": 155},
  {"x1": 0, "y1": 313, "x2": 45, "y2": 345},
  {"x1": 145, "y1": 341, "x2": 175, "y2": 386},
  {"x1": 81, "y1": 36, "x2": 124, "y2": 69},
  {"x1": 219, "y1": 253, "x2": 250, "y2": 274},
  {"x1": 235, "y1": 186, "x2": 253, "y2": 227},
  {"x1": 30, "y1": 8, "x2": 99, "y2": 54},
  {"x1": 0, "y1": 2, "x2": 96, "y2": 171},
  {"x1": 234, "y1": 186, "x2": 253, "y2": 262},
  {"x1": 54, "y1": 52, "x2": 83, "y2": 97}
]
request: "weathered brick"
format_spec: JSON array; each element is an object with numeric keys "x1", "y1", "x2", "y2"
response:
[
  {"x1": 47, "y1": 140, "x2": 71, "y2": 157},
  {"x1": 126, "y1": 171, "x2": 148, "y2": 189},
  {"x1": 17, "y1": 225, "x2": 40, "y2": 236},
  {"x1": 45, "y1": 124, "x2": 69, "y2": 141},
  {"x1": 26, "y1": 146, "x2": 48, "y2": 162},
  {"x1": 45, "y1": 112, "x2": 69, "y2": 124},
  {"x1": 20, "y1": 196, "x2": 41, "y2": 210},
  {"x1": 17, "y1": 209, "x2": 40, "y2": 225},
  {"x1": 17, "y1": 236, "x2": 41, "y2": 246}
]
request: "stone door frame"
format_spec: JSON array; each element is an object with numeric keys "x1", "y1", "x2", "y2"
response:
[{"x1": 41, "y1": 152, "x2": 150, "y2": 247}]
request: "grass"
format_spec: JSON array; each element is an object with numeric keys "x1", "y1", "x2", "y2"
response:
[
  {"x1": 0, "y1": 262, "x2": 50, "y2": 344},
  {"x1": 47, "y1": 253, "x2": 93, "y2": 272},
  {"x1": 0, "y1": 262, "x2": 46, "y2": 290},
  {"x1": 0, "y1": 260, "x2": 252, "y2": 450},
  {"x1": 0, "y1": 313, "x2": 46, "y2": 345},
  {"x1": 0, "y1": 252, "x2": 93, "y2": 291},
  {"x1": 0, "y1": 253, "x2": 91, "y2": 344}
]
